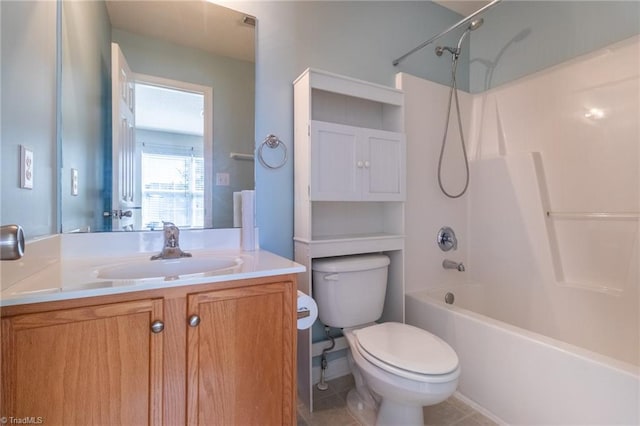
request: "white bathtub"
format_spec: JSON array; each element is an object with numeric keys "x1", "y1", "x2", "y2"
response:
[{"x1": 406, "y1": 285, "x2": 640, "y2": 425}]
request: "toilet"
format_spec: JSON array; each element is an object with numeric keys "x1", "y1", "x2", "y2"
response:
[{"x1": 312, "y1": 254, "x2": 460, "y2": 426}]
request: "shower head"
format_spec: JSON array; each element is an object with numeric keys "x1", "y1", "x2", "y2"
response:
[
  {"x1": 456, "y1": 18, "x2": 484, "y2": 51},
  {"x1": 436, "y1": 18, "x2": 485, "y2": 58}
]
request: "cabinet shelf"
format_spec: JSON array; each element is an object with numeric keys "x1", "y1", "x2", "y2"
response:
[{"x1": 295, "y1": 233, "x2": 404, "y2": 258}]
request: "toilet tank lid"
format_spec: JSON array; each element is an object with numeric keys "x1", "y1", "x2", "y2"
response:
[{"x1": 312, "y1": 254, "x2": 390, "y2": 273}]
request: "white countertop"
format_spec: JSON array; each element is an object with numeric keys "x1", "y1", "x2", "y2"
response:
[
  {"x1": 1, "y1": 249, "x2": 304, "y2": 307},
  {"x1": 0, "y1": 231, "x2": 305, "y2": 307}
]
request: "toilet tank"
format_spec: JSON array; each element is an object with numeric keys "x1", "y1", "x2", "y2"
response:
[{"x1": 312, "y1": 254, "x2": 390, "y2": 328}]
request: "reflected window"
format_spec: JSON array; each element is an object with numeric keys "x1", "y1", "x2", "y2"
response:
[
  {"x1": 141, "y1": 144, "x2": 204, "y2": 229},
  {"x1": 135, "y1": 81, "x2": 210, "y2": 230}
]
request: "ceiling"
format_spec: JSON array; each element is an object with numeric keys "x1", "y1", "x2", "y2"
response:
[
  {"x1": 104, "y1": 1, "x2": 490, "y2": 64},
  {"x1": 105, "y1": 0, "x2": 255, "y2": 63},
  {"x1": 433, "y1": 1, "x2": 492, "y2": 16}
]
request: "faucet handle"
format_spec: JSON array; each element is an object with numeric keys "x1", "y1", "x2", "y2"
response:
[{"x1": 437, "y1": 226, "x2": 458, "y2": 251}]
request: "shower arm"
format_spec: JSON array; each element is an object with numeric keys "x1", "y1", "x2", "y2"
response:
[{"x1": 392, "y1": 0, "x2": 502, "y2": 66}]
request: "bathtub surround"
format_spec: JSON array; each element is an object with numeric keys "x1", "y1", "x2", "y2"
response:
[{"x1": 401, "y1": 34, "x2": 639, "y2": 424}]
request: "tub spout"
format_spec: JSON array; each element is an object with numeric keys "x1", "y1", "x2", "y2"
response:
[{"x1": 443, "y1": 259, "x2": 465, "y2": 272}]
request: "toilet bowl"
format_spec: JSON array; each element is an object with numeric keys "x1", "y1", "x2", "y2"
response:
[
  {"x1": 312, "y1": 254, "x2": 461, "y2": 426},
  {"x1": 344, "y1": 322, "x2": 460, "y2": 426}
]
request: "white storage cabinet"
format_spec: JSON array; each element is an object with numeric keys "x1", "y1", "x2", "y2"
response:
[{"x1": 293, "y1": 68, "x2": 406, "y2": 412}]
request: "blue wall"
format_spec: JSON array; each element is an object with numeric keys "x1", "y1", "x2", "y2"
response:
[
  {"x1": 3, "y1": 1, "x2": 639, "y2": 247},
  {"x1": 239, "y1": 1, "x2": 464, "y2": 257},
  {"x1": 239, "y1": 0, "x2": 640, "y2": 259},
  {"x1": 1, "y1": 0, "x2": 58, "y2": 237},
  {"x1": 469, "y1": 1, "x2": 640, "y2": 92},
  {"x1": 60, "y1": 0, "x2": 111, "y2": 232}
]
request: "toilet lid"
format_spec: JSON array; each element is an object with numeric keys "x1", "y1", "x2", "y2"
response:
[{"x1": 354, "y1": 322, "x2": 459, "y2": 375}]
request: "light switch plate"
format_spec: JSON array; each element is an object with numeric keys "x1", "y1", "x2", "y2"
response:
[
  {"x1": 20, "y1": 145, "x2": 33, "y2": 189},
  {"x1": 216, "y1": 172, "x2": 230, "y2": 186},
  {"x1": 71, "y1": 168, "x2": 79, "y2": 196}
]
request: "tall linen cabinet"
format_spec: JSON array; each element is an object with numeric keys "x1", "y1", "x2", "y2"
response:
[{"x1": 293, "y1": 68, "x2": 406, "y2": 411}]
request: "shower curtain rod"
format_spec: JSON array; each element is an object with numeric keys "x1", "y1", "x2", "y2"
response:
[{"x1": 392, "y1": 0, "x2": 502, "y2": 66}]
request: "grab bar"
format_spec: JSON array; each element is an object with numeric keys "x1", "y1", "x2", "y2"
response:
[{"x1": 546, "y1": 211, "x2": 639, "y2": 220}]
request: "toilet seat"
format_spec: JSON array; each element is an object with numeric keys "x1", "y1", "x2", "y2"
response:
[{"x1": 353, "y1": 322, "x2": 460, "y2": 383}]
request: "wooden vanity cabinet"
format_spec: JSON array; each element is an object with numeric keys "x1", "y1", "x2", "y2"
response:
[
  {"x1": 1, "y1": 298, "x2": 164, "y2": 425},
  {"x1": 0, "y1": 275, "x2": 297, "y2": 426},
  {"x1": 186, "y1": 282, "x2": 296, "y2": 425}
]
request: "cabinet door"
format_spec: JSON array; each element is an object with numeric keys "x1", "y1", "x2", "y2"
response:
[
  {"x1": 1, "y1": 299, "x2": 164, "y2": 426},
  {"x1": 310, "y1": 120, "x2": 360, "y2": 200},
  {"x1": 362, "y1": 129, "x2": 406, "y2": 201},
  {"x1": 186, "y1": 282, "x2": 296, "y2": 426}
]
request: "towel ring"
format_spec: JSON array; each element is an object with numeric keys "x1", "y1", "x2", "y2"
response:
[{"x1": 257, "y1": 134, "x2": 287, "y2": 169}]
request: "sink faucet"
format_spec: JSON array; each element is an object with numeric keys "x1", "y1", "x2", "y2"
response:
[
  {"x1": 151, "y1": 222, "x2": 192, "y2": 260},
  {"x1": 442, "y1": 259, "x2": 465, "y2": 272}
]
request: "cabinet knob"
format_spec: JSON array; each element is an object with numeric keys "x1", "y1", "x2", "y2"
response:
[
  {"x1": 357, "y1": 161, "x2": 364, "y2": 168},
  {"x1": 150, "y1": 320, "x2": 164, "y2": 334},
  {"x1": 364, "y1": 161, "x2": 370, "y2": 168},
  {"x1": 188, "y1": 315, "x2": 201, "y2": 327}
]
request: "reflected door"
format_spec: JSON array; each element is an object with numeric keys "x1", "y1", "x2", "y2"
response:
[{"x1": 110, "y1": 42, "x2": 138, "y2": 231}]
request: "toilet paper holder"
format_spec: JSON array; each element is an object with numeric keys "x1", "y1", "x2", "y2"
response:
[
  {"x1": 297, "y1": 310, "x2": 311, "y2": 319},
  {"x1": 296, "y1": 290, "x2": 318, "y2": 330}
]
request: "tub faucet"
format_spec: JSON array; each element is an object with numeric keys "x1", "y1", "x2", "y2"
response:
[
  {"x1": 151, "y1": 222, "x2": 192, "y2": 260},
  {"x1": 443, "y1": 259, "x2": 465, "y2": 272}
]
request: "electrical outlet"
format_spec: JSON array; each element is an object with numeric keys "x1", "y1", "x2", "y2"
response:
[
  {"x1": 216, "y1": 172, "x2": 230, "y2": 186},
  {"x1": 20, "y1": 145, "x2": 33, "y2": 189},
  {"x1": 71, "y1": 168, "x2": 79, "y2": 196}
]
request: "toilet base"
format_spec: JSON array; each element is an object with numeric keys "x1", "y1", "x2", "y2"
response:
[
  {"x1": 376, "y1": 398, "x2": 424, "y2": 426},
  {"x1": 346, "y1": 388, "x2": 377, "y2": 426},
  {"x1": 346, "y1": 388, "x2": 425, "y2": 426}
]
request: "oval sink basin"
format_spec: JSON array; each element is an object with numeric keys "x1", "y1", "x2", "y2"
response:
[{"x1": 97, "y1": 256, "x2": 241, "y2": 280}]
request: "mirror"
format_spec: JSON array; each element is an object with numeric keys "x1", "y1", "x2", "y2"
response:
[{"x1": 60, "y1": 0, "x2": 255, "y2": 233}]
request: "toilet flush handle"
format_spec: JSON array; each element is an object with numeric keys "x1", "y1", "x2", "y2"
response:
[{"x1": 323, "y1": 273, "x2": 339, "y2": 281}]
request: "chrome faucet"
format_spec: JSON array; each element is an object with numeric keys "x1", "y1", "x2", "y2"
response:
[
  {"x1": 151, "y1": 222, "x2": 192, "y2": 260},
  {"x1": 443, "y1": 259, "x2": 465, "y2": 272}
]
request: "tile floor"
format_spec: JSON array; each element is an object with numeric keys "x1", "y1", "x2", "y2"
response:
[{"x1": 297, "y1": 375, "x2": 498, "y2": 426}]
